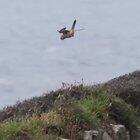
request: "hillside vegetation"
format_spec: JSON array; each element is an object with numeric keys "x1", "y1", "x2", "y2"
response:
[{"x1": 0, "y1": 71, "x2": 140, "y2": 140}]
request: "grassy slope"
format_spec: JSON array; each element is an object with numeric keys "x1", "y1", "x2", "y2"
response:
[{"x1": 0, "y1": 71, "x2": 140, "y2": 140}]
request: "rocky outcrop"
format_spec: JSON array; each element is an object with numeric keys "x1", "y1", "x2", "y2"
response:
[
  {"x1": 110, "y1": 124, "x2": 130, "y2": 140},
  {"x1": 83, "y1": 124, "x2": 130, "y2": 140},
  {"x1": 84, "y1": 130, "x2": 101, "y2": 140}
]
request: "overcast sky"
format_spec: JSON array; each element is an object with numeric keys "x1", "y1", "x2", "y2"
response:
[{"x1": 0, "y1": 0, "x2": 140, "y2": 107}]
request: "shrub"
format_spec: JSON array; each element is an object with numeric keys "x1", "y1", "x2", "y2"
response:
[{"x1": 109, "y1": 97, "x2": 140, "y2": 130}]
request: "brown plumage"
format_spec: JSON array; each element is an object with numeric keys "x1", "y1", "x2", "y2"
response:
[{"x1": 58, "y1": 20, "x2": 76, "y2": 40}]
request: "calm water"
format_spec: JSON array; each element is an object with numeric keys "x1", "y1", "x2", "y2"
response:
[{"x1": 0, "y1": 0, "x2": 140, "y2": 107}]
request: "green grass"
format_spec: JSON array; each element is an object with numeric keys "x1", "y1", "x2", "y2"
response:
[
  {"x1": 0, "y1": 90, "x2": 139, "y2": 140},
  {"x1": 79, "y1": 92, "x2": 110, "y2": 119},
  {"x1": 0, "y1": 119, "x2": 45, "y2": 140},
  {"x1": 67, "y1": 92, "x2": 111, "y2": 132}
]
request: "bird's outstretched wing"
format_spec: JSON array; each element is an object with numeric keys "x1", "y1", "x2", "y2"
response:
[
  {"x1": 58, "y1": 27, "x2": 70, "y2": 35},
  {"x1": 58, "y1": 27, "x2": 66, "y2": 33}
]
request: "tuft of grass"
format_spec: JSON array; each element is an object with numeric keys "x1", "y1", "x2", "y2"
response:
[
  {"x1": 79, "y1": 92, "x2": 110, "y2": 120},
  {"x1": 0, "y1": 118, "x2": 45, "y2": 140}
]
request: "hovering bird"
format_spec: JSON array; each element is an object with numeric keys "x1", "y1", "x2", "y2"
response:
[{"x1": 58, "y1": 20, "x2": 84, "y2": 40}]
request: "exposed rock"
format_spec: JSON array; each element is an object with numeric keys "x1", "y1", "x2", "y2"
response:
[
  {"x1": 110, "y1": 124, "x2": 130, "y2": 140},
  {"x1": 58, "y1": 137, "x2": 69, "y2": 140},
  {"x1": 84, "y1": 130, "x2": 100, "y2": 140},
  {"x1": 84, "y1": 124, "x2": 130, "y2": 140},
  {"x1": 102, "y1": 131, "x2": 112, "y2": 140},
  {"x1": 84, "y1": 130, "x2": 113, "y2": 140},
  {"x1": 132, "y1": 126, "x2": 140, "y2": 140}
]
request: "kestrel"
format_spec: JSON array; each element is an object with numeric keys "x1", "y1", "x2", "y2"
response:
[{"x1": 58, "y1": 20, "x2": 77, "y2": 40}]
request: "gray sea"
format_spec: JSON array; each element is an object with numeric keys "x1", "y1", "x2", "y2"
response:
[{"x1": 0, "y1": 0, "x2": 140, "y2": 107}]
